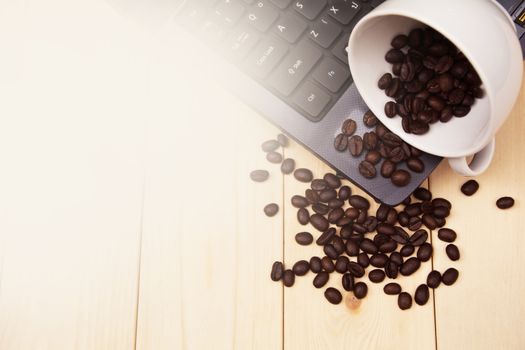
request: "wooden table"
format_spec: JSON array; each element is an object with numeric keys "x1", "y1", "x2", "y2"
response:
[{"x1": 0, "y1": 1, "x2": 524, "y2": 349}]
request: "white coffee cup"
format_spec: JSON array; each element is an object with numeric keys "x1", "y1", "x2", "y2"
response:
[{"x1": 348, "y1": 0, "x2": 523, "y2": 176}]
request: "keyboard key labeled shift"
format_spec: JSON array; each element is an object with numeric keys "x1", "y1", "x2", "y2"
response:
[
  {"x1": 273, "y1": 12, "x2": 308, "y2": 43},
  {"x1": 327, "y1": 0, "x2": 361, "y2": 25},
  {"x1": 293, "y1": 81, "x2": 331, "y2": 119},
  {"x1": 269, "y1": 40, "x2": 322, "y2": 96},
  {"x1": 308, "y1": 16, "x2": 342, "y2": 48},
  {"x1": 313, "y1": 57, "x2": 350, "y2": 92},
  {"x1": 293, "y1": 0, "x2": 327, "y2": 20},
  {"x1": 245, "y1": 37, "x2": 288, "y2": 78},
  {"x1": 246, "y1": 1, "x2": 279, "y2": 32}
]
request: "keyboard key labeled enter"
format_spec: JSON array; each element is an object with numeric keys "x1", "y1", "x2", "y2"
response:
[{"x1": 312, "y1": 57, "x2": 350, "y2": 93}]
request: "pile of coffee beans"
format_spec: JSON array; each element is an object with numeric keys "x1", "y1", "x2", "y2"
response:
[
  {"x1": 334, "y1": 110, "x2": 425, "y2": 187},
  {"x1": 378, "y1": 26, "x2": 484, "y2": 135},
  {"x1": 270, "y1": 170, "x2": 461, "y2": 310}
]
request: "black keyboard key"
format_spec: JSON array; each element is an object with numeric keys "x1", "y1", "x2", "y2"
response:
[
  {"x1": 327, "y1": 0, "x2": 361, "y2": 25},
  {"x1": 312, "y1": 57, "x2": 351, "y2": 92},
  {"x1": 270, "y1": 0, "x2": 293, "y2": 8},
  {"x1": 273, "y1": 12, "x2": 308, "y2": 43},
  {"x1": 245, "y1": 37, "x2": 288, "y2": 78},
  {"x1": 246, "y1": 1, "x2": 280, "y2": 32},
  {"x1": 293, "y1": 0, "x2": 327, "y2": 20},
  {"x1": 224, "y1": 27, "x2": 260, "y2": 59},
  {"x1": 269, "y1": 40, "x2": 322, "y2": 96},
  {"x1": 214, "y1": 0, "x2": 246, "y2": 27},
  {"x1": 293, "y1": 81, "x2": 331, "y2": 119},
  {"x1": 331, "y1": 32, "x2": 350, "y2": 62},
  {"x1": 308, "y1": 16, "x2": 342, "y2": 48}
]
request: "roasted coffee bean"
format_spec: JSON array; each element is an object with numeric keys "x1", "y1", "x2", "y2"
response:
[
  {"x1": 373, "y1": 233, "x2": 390, "y2": 247},
  {"x1": 250, "y1": 170, "x2": 269, "y2": 182},
  {"x1": 324, "y1": 287, "x2": 343, "y2": 304},
  {"x1": 324, "y1": 244, "x2": 339, "y2": 259},
  {"x1": 435, "y1": 55, "x2": 453, "y2": 74},
  {"x1": 346, "y1": 240, "x2": 360, "y2": 256},
  {"x1": 264, "y1": 203, "x2": 279, "y2": 217},
  {"x1": 385, "y1": 78, "x2": 401, "y2": 97},
  {"x1": 363, "y1": 132, "x2": 378, "y2": 150},
  {"x1": 438, "y1": 228, "x2": 457, "y2": 242},
  {"x1": 345, "y1": 207, "x2": 360, "y2": 220},
  {"x1": 293, "y1": 260, "x2": 310, "y2": 276},
  {"x1": 323, "y1": 173, "x2": 341, "y2": 189},
  {"x1": 409, "y1": 120, "x2": 430, "y2": 135},
  {"x1": 363, "y1": 110, "x2": 379, "y2": 127},
  {"x1": 415, "y1": 284, "x2": 430, "y2": 306},
  {"x1": 381, "y1": 132, "x2": 403, "y2": 147},
  {"x1": 333, "y1": 236, "x2": 346, "y2": 255},
  {"x1": 321, "y1": 256, "x2": 335, "y2": 273},
  {"x1": 422, "y1": 214, "x2": 438, "y2": 230},
  {"x1": 405, "y1": 203, "x2": 422, "y2": 217},
  {"x1": 348, "y1": 262, "x2": 365, "y2": 278},
  {"x1": 400, "y1": 257, "x2": 421, "y2": 276},
  {"x1": 310, "y1": 257, "x2": 322, "y2": 273},
  {"x1": 338, "y1": 186, "x2": 351, "y2": 200},
  {"x1": 281, "y1": 158, "x2": 296, "y2": 174},
  {"x1": 413, "y1": 187, "x2": 432, "y2": 201},
  {"x1": 370, "y1": 253, "x2": 389, "y2": 268},
  {"x1": 408, "y1": 216, "x2": 423, "y2": 231},
  {"x1": 376, "y1": 223, "x2": 395, "y2": 236},
  {"x1": 407, "y1": 157, "x2": 425, "y2": 173},
  {"x1": 311, "y1": 179, "x2": 328, "y2": 191},
  {"x1": 385, "y1": 49, "x2": 405, "y2": 63},
  {"x1": 328, "y1": 208, "x2": 345, "y2": 223},
  {"x1": 386, "y1": 209, "x2": 398, "y2": 225},
  {"x1": 391, "y1": 34, "x2": 408, "y2": 49},
  {"x1": 448, "y1": 88, "x2": 465, "y2": 105},
  {"x1": 294, "y1": 168, "x2": 313, "y2": 182},
  {"x1": 438, "y1": 72, "x2": 454, "y2": 92},
  {"x1": 342, "y1": 273, "x2": 355, "y2": 291},
  {"x1": 379, "y1": 160, "x2": 396, "y2": 178},
  {"x1": 432, "y1": 206, "x2": 450, "y2": 219},
  {"x1": 390, "y1": 252, "x2": 404, "y2": 266},
  {"x1": 360, "y1": 238, "x2": 378, "y2": 255},
  {"x1": 339, "y1": 225, "x2": 352, "y2": 239},
  {"x1": 388, "y1": 147, "x2": 405, "y2": 163},
  {"x1": 400, "y1": 62, "x2": 416, "y2": 82},
  {"x1": 310, "y1": 214, "x2": 329, "y2": 232},
  {"x1": 417, "y1": 243, "x2": 433, "y2": 262},
  {"x1": 369, "y1": 269, "x2": 386, "y2": 283},
  {"x1": 384, "y1": 282, "x2": 402, "y2": 295},
  {"x1": 391, "y1": 170, "x2": 411, "y2": 187},
  {"x1": 297, "y1": 208, "x2": 310, "y2": 225},
  {"x1": 283, "y1": 269, "x2": 295, "y2": 287},
  {"x1": 421, "y1": 201, "x2": 433, "y2": 214},
  {"x1": 400, "y1": 244, "x2": 415, "y2": 257},
  {"x1": 337, "y1": 216, "x2": 352, "y2": 227},
  {"x1": 385, "y1": 101, "x2": 397, "y2": 118},
  {"x1": 496, "y1": 196, "x2": 515, "y2": 209},
  {"x1": 378, "y1": 73, "x2": 393, "y2": 89},
  {"x1": 410, "y1": 229, "x2": 428, "y2": 246},
  {"x1": 385, "y1": 260, "x2": 399, "y2": 279},
  {"x1": 446, "y1": 244, "x2": 460, "y2": 261},
  {"x1": 342, "y1": 119, "x2": 357, "y2": 135},
  {"x1": 319, "y1": 188, "x2": 337, "y2": 202},
  {"x1": 262, "y1": 139, "x2": 280, "y2": 152},
  {"x1": 313, "y1": 272, "x2": 329, "y2": 288},
  {"x1": 363, "y1": 216, "x2": 378, "y2": 232},
  {"x1": 398, "y1": 211, "x2": 410, "y2": 226},
  {"x1": 353, "y1": 282, "x2": 368, "y2": 299},
  {"x1": 266, "y1": 152, "x2": 283, "y2": 164},
  {"x1": 291, "y1": 195, "x2": 309, "y2": 208},
  {"x1": 359, "y1": 160, "x2": 377, "y2": 179},
  {"x1": 379, "y1": 240, "x2": 397, "y2": 254},
  {"x1": 357, "y1": 252, "x2": 370, "y2": 268},
  {"x1": 427, "y1": 270, "x2": 442, "y2": 288},
  {"x1": 453, "y1": 105, "x2": 470, "y2": 117},
  {"x1": 435, "y1": 217, "x2": 447, "y2": 228},
  {"x1": 316, "y1": 227, "x2": 336, "y2": 245},
  {"x1": 349, "y1": 195, "x2": 370, "y2": 210},
  {"x1": 408, "y1": 28, "x2": 423, "y2": 47},
  {"x1": 348, "y1": 135, "x2": 364, "y2": 157},
  {"x1": 398, "y1": 292, "x2": 412, "y2": 310},
  {"x1": 295, "y1": 232, "x2": 313, "y2": 246},
  {"x1": 312, "y1": 203, "x2": 329, "y2": 215},
  {"x1": 328, "y1": 198, "x2": 344, "y2": 209},
  {"x1": 277, "y1": 133, "x2": 289, "y2": 147},
  {"x1": 376, "y1": 204, "x2": 390, "y2": 222},
  {"x1": 392, "y1": 63, "x2": 403, "y2": 76},
  {"x1": 271, "y1": 261, "x2": 284, "y2": 281},
  {"x1": 442, "y1": 268, "x2": 459, "y2": 286},
  {"x1": 433, "y1": 198, "x2": 452, "y2": 210},
  {"x1": 305, "y1": 189, "x2": 320, "y2": 204},
  {"x1": 334, "y1": 256, "x2": 349, "y2": 273}
]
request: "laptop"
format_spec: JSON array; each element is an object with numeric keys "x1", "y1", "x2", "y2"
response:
[{"x1": 109, "y1": 0, "x2": 525, "y2": 205}]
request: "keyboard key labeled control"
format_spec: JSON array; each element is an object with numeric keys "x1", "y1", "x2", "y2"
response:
[
  {"x1": 270, "y1": 0, "x2": 293, "y2": 8},
  {"x1": 269, "y1": 40, "x2": 322, "y2": 96},
  {"x1": 293, "y1": 81, "x2": 331, "y2": 119},
  {"x1": 245, "y1": 37, "x2": 288, "y2": 78},
  {"x1": 247, "y1": 1, "x2": 280, "y2": 32},
  {"x1": 293, "y1": 0, "x2": 327, "y2": 20},
  {"x1": 308, "y1": 16, "x2": 342, "y2": 48},
  {"x1": 312, "y1": 57, "x2": 350, "y2": 92},
  {"x1": 327, "y1": 0, "x2": 361, "y2": 25},
  {"x1": 331, "y1": 32, "x2": 350, "y2": 62},
  {"x1": 273, "y1": 12, "x2": 308, "y2": 43}
]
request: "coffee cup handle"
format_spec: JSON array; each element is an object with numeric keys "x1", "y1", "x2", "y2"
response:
[{"x1": 447, "y1": 139, "x2": 495, "y2": 176}]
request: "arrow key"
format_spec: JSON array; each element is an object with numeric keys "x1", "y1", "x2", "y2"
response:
[{"x1": 273, "y1": 12, "x2": 308, "y2": 43}]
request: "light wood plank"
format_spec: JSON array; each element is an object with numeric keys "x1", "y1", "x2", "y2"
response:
[
  {"x1": 283, "y1": 141, "x2": 436, "y2": 350},
  {"x1": 431, "y1": 66, "x2": 525, "y2": 350}
]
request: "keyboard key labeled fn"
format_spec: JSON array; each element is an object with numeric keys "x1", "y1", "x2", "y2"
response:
[
  {"x1": 293, "y1": 81, "x2": 331, "y2": 119},
  {"x1": 312, "y1": 57, "x2": 351, "y2": 92}
]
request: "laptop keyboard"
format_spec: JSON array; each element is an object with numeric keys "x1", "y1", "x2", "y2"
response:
[{"x1": 177, "y1": 0, "x2": 385, "y2": 121}]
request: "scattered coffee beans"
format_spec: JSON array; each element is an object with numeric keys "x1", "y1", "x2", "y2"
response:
[
  {"x1": 414, "y1": 284, "x2": 430, "y2": 306},
  {"x1": 283, "y1": 269, "x2": 295, "y2": 287},
  {"x1": 398, "y1": 292, "x2": 412, "y2": 310},
  {"x1": 438, "y1": 228, "x2": 457, "y2": 242},
  {"x1": 250, "y1": 170, "x2": 269, "y2": 182},
  {"x1": 313, "y1": 272, "x2": 329, "y2": 288},
  {"x1": 325, "y1": 287, "x2": 343, "y2": 304},
  {"x1": 264, "y1": 203, "x2": 279, "y2": 217},
  {"x1": 384, "y1": 282, "x2": 402, "y2": 295},
  {"x1": 270, "y1": 262, "x2": 284, "y2": 281},
  {"x1": 446, "y1": 244, "x2": 460, "y2": 261},
  {"x1": 294, "y1": 168, "x2": 314, "y2": 183},
  {"x1": 496, "y1": 196, "x2": 515, "y2": 209},
  {"x1": 427, "y1": 270, "x2": 442, "y2": 289},
  {"x1": 461, "y1": 179, "x2": 479, "y2": 196},
  {"x1": 295, "y1": 232, "x2": 313, "y2": 246},
  {"x1": 292, "y1": 260, "x2": 310, "y2": 276},
  {"x1": 353, "y1": 282, "x2": 368, "y2": 299},
  {"x1": 442, "y1": 268, "x2": 459, "y2": 286}
]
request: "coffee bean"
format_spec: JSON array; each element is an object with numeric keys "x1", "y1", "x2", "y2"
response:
[
  {"x1": 293, "y1": 260, "x2": 310, "y2": 276},
  {"x1": 408, "y1": 28, "x2": 423, "y2": 47},
  {"x1": 319, "y1": 188, "x2": 337, "y2": 202},
  {"x1": 410, "y1": 229, "x2": 428, "y2": 246},
  {"x1": 453, "y1": 105, "x2": 470, "y2": 117},
  {"x1": 311, "y1": 179, "x2": 328, "y2": 191},
  {"x1": 283, "y1": 269, "x2": 295, "y2": 287},
  {"x1": 266, "y1": 152, "x2": 283, "y2": 164},
  {"x1": 332, "y1": 236, "x2": 346, "y2": 255},
  {"x1": 370, "y1": 253, "x2": 389, "y2": 268},
  {"x1": 391, "y1": 169, "x2": 411, "y2": 187},
  {"x1": 345, "y1": 240, "x2": 360, "y2": 256},
  {"x1": 328, "y1": 198, "x2": 344, "y2": 210},
  {"x1": 320, "y1": 256, "x2": 335, "y2": 273},
  {"x1": 384, "y1": 282, "x2": 402, "y2": 295},
  {"x1": 310, "y1": 214, "x2": 329, "y2": 232},
  {"x1": 264, "y1": 203, "x2": 279, "y2": 217},
  {"x1": 391, "y1": 34, "x2": 408, "y2": 49},
  {"x1": 323, "y1": 173, "x2": 342, "y2": 189},
  {"x1": 496, "y1": 196, "x2": 515, "y2": 209},
  {"x1": 442, "y1": 267, "x2": 459, "y2": 286},
  {"x1": 385, "y1": 101, "x2": 397, "y2": 118},
  {"x1": 310, "y1": 257, "x2": 322, "y2": 273},
  {"x1": 364, "y1": 216, "x2": 378, "y2": 232},
  {"x1": 363, "y1": 110, "x2": 379, "y2": 127},
  {"x1": 270, "y1": 261, "x2": 284, "y2": 281},
  {"x1": 427, "y1": 270, "x2": 442, "y2": 288},
  {"x1": 438, "y1": 228, "x2": 457, "y2": 243},
  {"x1": 369, "y1": 269, "x2": 386, "y2": 283},
  {"x1": 297, "y1": 208, "x2": 310, "y2": 225},
  {"x1": 405, "y1": 203, "x2": 422, "y2": 217},
  {"x1": 360, "y1": 238, "x2": 378, "y2": 255},
  {"x1": 316, "y1": 227, "x2": 336, "y2": 245},
  {"x1": 398, "y1": 292, "x2": 412, "y2": 310},
  {"x1": 342, "y1": 273, "x2": 355, "y2": 291},
  {"x1": 342, "y1": 119, "x2": 357, "y2": 135},
  {"x1": 375, "y1": 204, "x2": 390, "y2": 222},
  {"x1": 281, "y1": 158, "x2": 296, "y2": 174},
  {"x1": 348, "y1": 262, "x2": 365, "y2": 278},
  {"x1": 439, "y1": 73, "x2": 454, "y2": 92},
  {"x1": 324, "y1": 244, "x2": 339, "y2": 259},
  {"x1": 417, "y1": 243, "x2": 433, "y2": 262},
  {"x1": 433, "y1": 198, "x2": 452, "y2": 210},
  {"x1": 375, "y1": 223, "x2": 394, "y2": 236},
  {"x1": 408, "y1": 217, "x2": 422, "y2": 231},
  {"x1": 407, "y1": 157, "x2": 425, "y2": 173},
  {"x1": 386, "y1": 209, "x2": 398, "y2": 225},
  {"x1": 294, "y1": 168, "x2": 313, "y2": 183},
  {"x1": 386, "y1": 78, "x2": 401, "y2": 97},
  {"x1": 446, "y1": 244, "x2": 460, "y2": 261},
  {"x1": 448, "y1": 88, "x2": 465, "y2": 105},
  {"x1": 422, "y1": 214, "x2": 438, "y2": 230},
  {"x1": 250, "y1": 170, "x2": 269, "y2": 182},
  {"x1": 348, "y1": 135, "x2": 364, "y2": 157},
  {"x1": 353, "y1": 282, "x2": 368, "y2": 299},
  {"x1": 277, "y1": 133, "x2": 289, "y2": 147},
  {"x1": 333, "y1": 133, "x2": 348, "y2": 152},
  {"x1": 313, "y1": 272, "x2": 329, "y2": 288},
  {"x1": 312, "y1": 203, "x2": 329, "y2": 215},
  {"x1": 349, "y1": 195, "x2": 370, "y2": 210},
  {"x1": 400, "y1": 244, "x2": 415, "y2": 257},
  {"x1": 378, "y1": 73, "x2": 393, "y2": 89},
  {"x1": 415, "y1": 284, "x2": 430, "y2": 306},
  {"x1": 400, "y1": 257, "x2": 421, "y2": 276},
  {"x1": 291, "y1": 195, "x2": 309, "y2": 208},
  {"x1": 338, "y1": 186, "x2": 351, "y2": 200},
  {"x1": 413, "y1": 187, "x2": 432, "y2": 201},
  {"x1": 379, "y1": 240, "x2": 397, "y2": 254},
  {"x1": 324, "y1": 287, "x2": 343, "y2": 305},
  {"x1": 295, "y1": 232, "x2": 313, "y2": 246},
  {"x1": 380, "y1": 160, "x2": 396, "y2": 178},
  {"x1": 335, "y1": 256, "x2": 350, "y2": 273},
  {"x1": 363, "y1": 132, "x2": 378, "y2": 150},
  {"x1": 359, "y1": 160, "x2": 377, "y2": 179},
  {"x1": 262, "y1": 139, "x2": 280, "y2": 152},
  {"x1": 357, "y1": 252, "x2": 370, "y2": 268},
  {"x1": 385, "y1": 49, "x2": 404, "y2": 63},
  {"x1": 385, "y1": 260, "x2": 398, "y2": 279},
  {"x1": 390, "y1": 252, "x2": 404, "y2": 267},
  {"x1": 305, "y1": 189, "x2": 320, "y2": 204}
]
